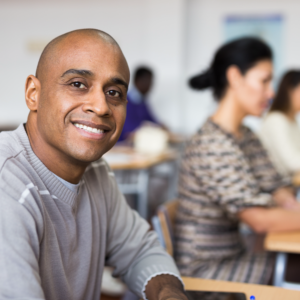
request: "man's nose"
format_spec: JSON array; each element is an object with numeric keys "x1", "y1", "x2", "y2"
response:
[{"x1": 82, "y1": 89, "x2": 112, "y2": 117}]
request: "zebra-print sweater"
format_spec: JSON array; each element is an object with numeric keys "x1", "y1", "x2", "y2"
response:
[{"x1": 174, "y1": 119, "x2": 289, "y2": 283}]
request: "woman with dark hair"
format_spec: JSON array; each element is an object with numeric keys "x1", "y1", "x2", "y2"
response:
[
  {"x1": 175, "y1": 37, "x2": 300, "y2": 284},
  {"x1": 259, "y1": 70, "x2": 300, "y2": 176}
]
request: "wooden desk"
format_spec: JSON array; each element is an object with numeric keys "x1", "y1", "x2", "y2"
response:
[
  {"x1": 103, "y1": 146, "x2": 179, "y2": 219},
  {"x1": 182, "y1": 277, "x2": 300, "y2": 300},
  {"x1": 293, "y1": 173, "x2": 300, "y2": 187},
  {"x1": 265, "y1": 231, "x2": 300, "y2": 254},
  {"x1": 264, "y1": 231, "x2": 300, "y2": 290},
  {"x1": 104, "y1": 146, "x2": 178, "y2": 170}
]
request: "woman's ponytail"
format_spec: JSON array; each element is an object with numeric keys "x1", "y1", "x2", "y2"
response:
[
  {"x1": 189, "y1": 69, "x2": 213, "y2": 90},
  {"x1": 188, "y1": 37, "x2": 272, "y2": 101}
]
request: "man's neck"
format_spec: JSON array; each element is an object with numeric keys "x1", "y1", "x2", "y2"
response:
[{"x1": 25, "y1": 122, "x2": 87, "y2": 184}]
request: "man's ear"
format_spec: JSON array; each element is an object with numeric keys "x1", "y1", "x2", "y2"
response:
[
  {"x1": 25, "y1": 75, "x2": 41, "y2": 111},
  {"x1": 226, "y1": 65, "x2": 243, "y2": 90}
]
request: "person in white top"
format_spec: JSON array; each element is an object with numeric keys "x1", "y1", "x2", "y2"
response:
[{"x1": 260, "y1": 70, "x2": 300, "y2": 176}]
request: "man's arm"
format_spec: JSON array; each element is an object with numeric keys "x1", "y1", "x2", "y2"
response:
[
  {"x1": 103, "y1": 162, "x2": 185, "y2": 299},
  {"x1": 0, "y1": 185, "x2": 44, "y2": 299}
]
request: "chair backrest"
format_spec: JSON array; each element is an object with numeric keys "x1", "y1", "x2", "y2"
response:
[{"x1": 151, "y1": 200, "x2": 179, "y2": 257}]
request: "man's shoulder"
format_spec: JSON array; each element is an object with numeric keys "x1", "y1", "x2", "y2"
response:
[
  {"x1": 0, "y1": 126, "x2": 36, "y2": 200},
  {"x1": 0, "y1": 132, "x2": 45, "y2": 228},
  {"x1": 0, "y1": 128, "x2": 24, "y2": 172}
]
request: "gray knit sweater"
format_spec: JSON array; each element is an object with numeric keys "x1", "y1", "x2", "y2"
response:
[{"x1": 0, "y1": 125, "x2": 180, "y2": 300}]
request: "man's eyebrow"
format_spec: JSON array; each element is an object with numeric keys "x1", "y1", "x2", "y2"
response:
[
  {"x1": 112, "y1": 77, "x2": 128, "y2": 90},
  {"x1": 61, "y1": 69, "x2": 94, "y2": 78}
]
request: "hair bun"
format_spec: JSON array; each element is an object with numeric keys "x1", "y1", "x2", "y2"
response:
[{"x1": 189, "y1": 69, "x2": 212, "y2": 90}]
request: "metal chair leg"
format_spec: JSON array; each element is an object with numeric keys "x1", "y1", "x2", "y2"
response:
[
  {"x1": 137, "y1": 169, "x2": 149, "y2": 219},
  {"x1": 273, "y1": 252, "x2": 287, "y2": 287}
]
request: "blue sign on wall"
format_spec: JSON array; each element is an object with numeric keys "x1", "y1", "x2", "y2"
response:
[{"x1": 224, "y1": 15, "x2": 284, "y2": 80}]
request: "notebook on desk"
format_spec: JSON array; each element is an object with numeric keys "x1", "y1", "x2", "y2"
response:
[{"x1": 186, "y1": 291, "x2": 247, "y2": 300}]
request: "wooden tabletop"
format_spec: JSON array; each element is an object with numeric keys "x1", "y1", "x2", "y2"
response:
[
  {"x1": 264, "y1": 231, "x2": 300, "y2": 253},
  {"x1": 168, "y1": 132, "x2": 187, "y2": 144},
  {"x1": 182, "y1": 277, "x2": 300, "y2": 300},
  {"x1": 103, "y1": 146, "x2": 178, "y2": 170},
  {"x1": 293, "y1": 173, "x2": 300, "y2": 186}
]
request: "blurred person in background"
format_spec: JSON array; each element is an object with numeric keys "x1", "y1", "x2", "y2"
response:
[
  {"x1": 119, "y1": 66, "x2": 160, "y2": 141},
  {"x1": 175, "y1": 37, "x2": 300, "y2": 285},
  {"x1": 259, "y1": 70, "x2": 300, "y2": 177}
]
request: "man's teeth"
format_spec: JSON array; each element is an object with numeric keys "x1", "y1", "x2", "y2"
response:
[{"x1": 74, "y1": 123, "x2": 104, "y2": 134}]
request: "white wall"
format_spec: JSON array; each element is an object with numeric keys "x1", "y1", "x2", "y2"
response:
[
  {"x1": 2, "y1": 0, "x2": 300, "y2": 134},
  {"x1": 184, "y1": 0, "x2": 300, "y2": 133},
  {"x1": 0, "y1": 0, "x2": 186, "y2": 131}
]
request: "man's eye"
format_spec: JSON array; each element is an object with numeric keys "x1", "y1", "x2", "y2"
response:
[
  {"x1": 71, "y1": 82, "x2": 86, "y2": 89},
  {"x1": 107, "y1": 90, "x2": 121, "y2": 97}
]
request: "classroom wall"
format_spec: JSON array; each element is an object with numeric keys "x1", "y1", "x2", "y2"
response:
[
  {"x1": 184, "y1": 0, "x2": 300, "y2": 133},
  {"x1": 0, "y1": 0, "x2": 186, "y2": 131},
  {"x1": 2, "y1": 0, "x2": 300, "y2": 134}
]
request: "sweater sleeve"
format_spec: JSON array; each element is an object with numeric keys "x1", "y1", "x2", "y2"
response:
[
  {"x1": 0, "y1": 166, "x2": 45, "y2": 300},
  {"x1": 261, "y1": 113, "x2": 300, "y2": 173},
  {"x1": 103, "y1": 163, "x2": 181, "y2": 297}
]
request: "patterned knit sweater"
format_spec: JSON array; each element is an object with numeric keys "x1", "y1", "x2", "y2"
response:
[{"x1": 175, "y1": 119, "x2": 289, "y2": 283}]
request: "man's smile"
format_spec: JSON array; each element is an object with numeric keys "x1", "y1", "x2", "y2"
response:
[
  {"x1": 74, "y1": 123, "x2": 105, "y2": 134},
  {"x1": 72, "y1": 120, "x2": 112, "y2": 140}
]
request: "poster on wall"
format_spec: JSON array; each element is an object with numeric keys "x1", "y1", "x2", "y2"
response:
[{"x1": 224, "y1": 15, "x2": 283, "y2": 80}]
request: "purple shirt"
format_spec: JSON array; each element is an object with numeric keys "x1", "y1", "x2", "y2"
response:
[{"x1": 119, "y1": 90, "x2": 158, "y2": 141}]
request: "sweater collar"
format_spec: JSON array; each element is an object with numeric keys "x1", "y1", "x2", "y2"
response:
[
  {"x1": 206, "y1": 118, "x2": 249, "y2": 145},
  {"x1": 14, "y1": 124, "x2": 80, "y2": 208}
]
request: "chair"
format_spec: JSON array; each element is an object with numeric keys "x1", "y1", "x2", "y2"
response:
[{"x1": 151, "y1": 200, "x2": 179, "y2": 256}]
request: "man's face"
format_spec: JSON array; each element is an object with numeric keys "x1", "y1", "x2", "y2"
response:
[
  {"x1": 135, "y1": 74, "x2": 153, "y2": 95},
  {"x1": 36, "y1": 36, "x2": 129, "y2": 164}
]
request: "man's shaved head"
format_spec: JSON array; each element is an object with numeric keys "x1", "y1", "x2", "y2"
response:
[
  {"x1": 36, "y1": 28, "x2": 120, "y2": 81},
  {"x1": 25, "y1": 28, "x2": 130, "y2": 183}
]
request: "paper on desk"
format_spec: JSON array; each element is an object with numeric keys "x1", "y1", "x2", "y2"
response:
[{"x1": 103, "y1": 152, "x2": 133, "y2": 164}]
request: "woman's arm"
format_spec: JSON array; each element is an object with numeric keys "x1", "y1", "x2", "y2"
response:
[
  {"x1": 272, "y1": 187, "x2": 297, "y2": 208},
  {"x1": 239, "y1": 204, "x2": 300, "y2": 233}
]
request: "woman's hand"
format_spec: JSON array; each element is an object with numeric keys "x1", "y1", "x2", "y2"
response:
[{"x1": 273, "y1": 187, "x2": 297, "y2": 209}]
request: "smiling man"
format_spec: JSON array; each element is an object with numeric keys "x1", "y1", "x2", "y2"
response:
[{"x1": 0, "y1": 29, "x2": 187, "y2": 300}]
